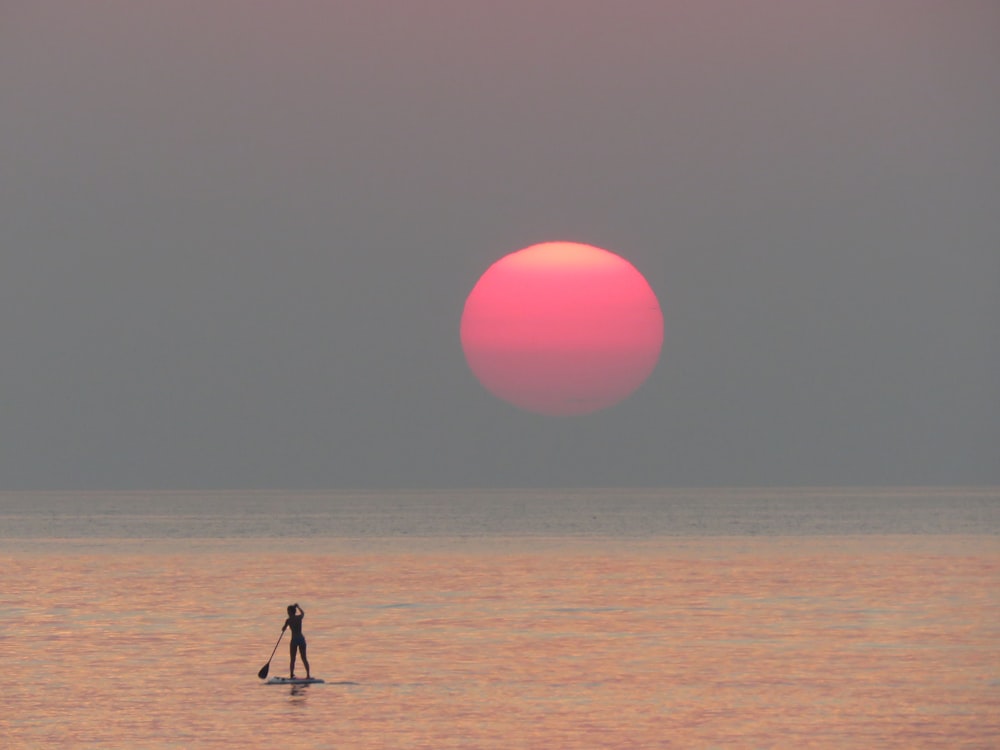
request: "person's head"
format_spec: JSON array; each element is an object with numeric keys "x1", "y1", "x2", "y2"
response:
[{"x1": 287, "y1": 604, "x2": 296, "y2": 616}]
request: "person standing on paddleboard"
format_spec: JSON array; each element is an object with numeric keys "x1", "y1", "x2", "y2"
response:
[{"x1": 283, "y1": 603, "x2": 311, "y2": 679}]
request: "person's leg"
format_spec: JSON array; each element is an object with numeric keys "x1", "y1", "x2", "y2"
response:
[
  {"x1": 289, "y1": 640, "x2": 297, "y2": 678},
  {"x1": 300, "y1": 643, "x2": 311, "y2": 679}
]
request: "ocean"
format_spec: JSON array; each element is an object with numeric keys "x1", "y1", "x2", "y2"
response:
[{"x1": 1, "y1": 487, "x2": 997, "y2": 748}]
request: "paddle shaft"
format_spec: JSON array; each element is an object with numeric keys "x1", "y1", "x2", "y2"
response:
[{"x1": 258, "y1": 629, "x2": 285, "y2": 678}]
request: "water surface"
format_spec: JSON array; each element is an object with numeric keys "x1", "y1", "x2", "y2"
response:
[{"x1": 1, "y1": 488, "x2": 996, "y2": 747}]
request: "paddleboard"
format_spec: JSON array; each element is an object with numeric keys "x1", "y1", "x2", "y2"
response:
[{"x1": 266, "y1": 676, "x2": 325, "y2": 685}]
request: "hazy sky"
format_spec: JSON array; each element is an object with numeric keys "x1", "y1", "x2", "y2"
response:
[{"x1": 2, "y1": 2, "x2": 997, "y2": 489}]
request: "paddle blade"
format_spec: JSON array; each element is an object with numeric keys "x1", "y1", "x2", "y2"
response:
[{"x1": 258, "y1": 662, "x2": 270, "y2": 679}]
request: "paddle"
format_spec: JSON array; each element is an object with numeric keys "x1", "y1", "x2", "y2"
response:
[{"x1": 257, "y1": 629, "x2": 285, "y2": 679}]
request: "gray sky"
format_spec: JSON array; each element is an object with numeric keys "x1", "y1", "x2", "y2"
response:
[{"x1": 2, "y1": 1, "x2": 997, "y2": 489}]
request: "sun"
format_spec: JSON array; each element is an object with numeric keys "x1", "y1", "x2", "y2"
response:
[{"x1": 460, "y1": 241, "x2": 663, "y2": 416}]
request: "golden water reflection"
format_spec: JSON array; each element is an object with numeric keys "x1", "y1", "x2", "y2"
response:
[{"x1": 1, "y1": 536, "x2": 997, "y2": 747}]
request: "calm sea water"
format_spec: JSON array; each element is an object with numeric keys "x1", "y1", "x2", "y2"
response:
[{"x1": 1, "y1": 488, "x2": 997, "y2": 748}]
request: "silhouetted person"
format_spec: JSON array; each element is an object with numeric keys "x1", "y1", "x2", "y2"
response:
[{"x1": 283, "y1": 603, "x2": 311, "y2": 679}]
